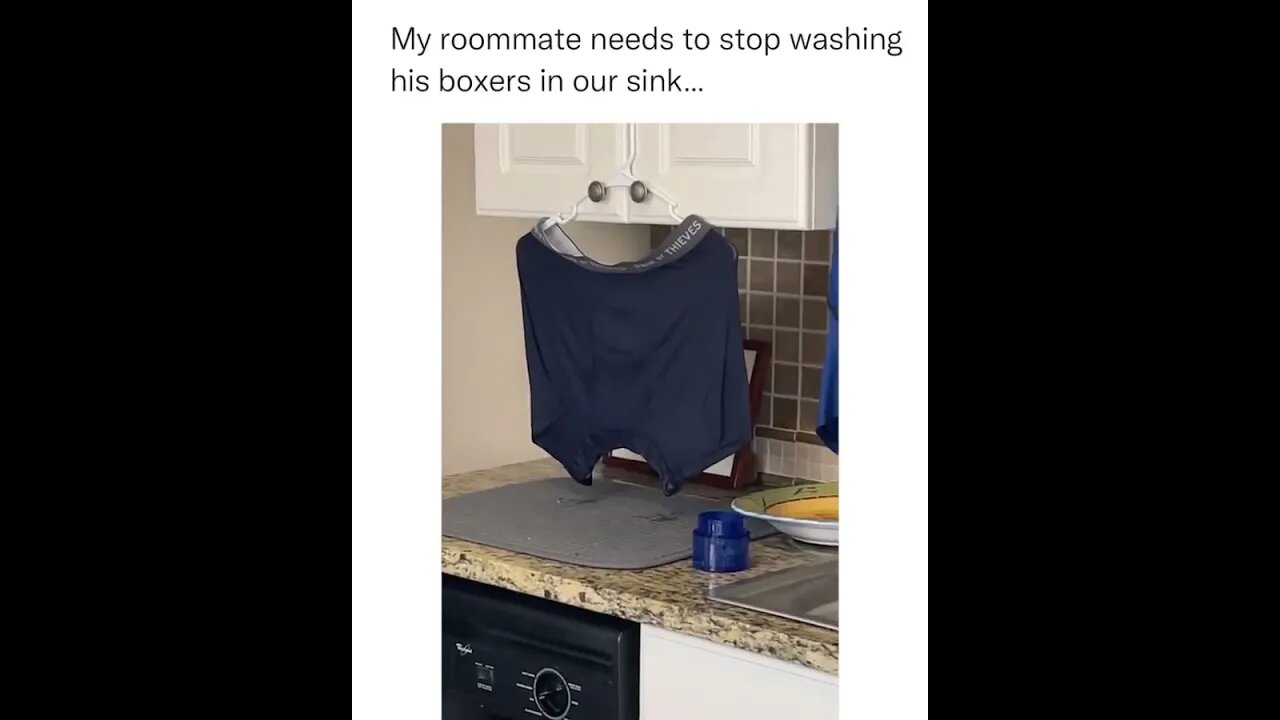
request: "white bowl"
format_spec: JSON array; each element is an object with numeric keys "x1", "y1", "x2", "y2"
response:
[{"x1": 731, "y1": 483, "x2": 839, "y2": 546}]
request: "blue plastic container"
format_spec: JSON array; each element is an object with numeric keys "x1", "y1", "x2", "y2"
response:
[{"x1": 692, "y1": 510, "x2": 751, "y2": 572}]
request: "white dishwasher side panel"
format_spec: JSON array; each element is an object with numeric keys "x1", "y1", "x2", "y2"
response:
[{"x1": 639, "y1": 625, "x2": 837, "y2": 720}]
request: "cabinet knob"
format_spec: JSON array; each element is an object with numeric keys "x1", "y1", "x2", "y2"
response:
[
  {"x1": 629, "y1": 180, "x2": 648, "y2": 203},
  {"x1": 587, "y1": 181, "x2": 606, "y2": 202}
]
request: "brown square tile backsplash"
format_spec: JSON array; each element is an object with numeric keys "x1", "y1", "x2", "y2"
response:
[
  {"x1": 799, "y1": 400, "x2": 819, "y2": 432},
  {"x1": 749, "y1": 259, "x2": 774, "y2": 292},
  {"x1": 776, "y1": 262, "x2": 801, "y2": 295},
  {"x1": 748, "y1": 326, "x2": 773, "y2": 343},
  {"x1": 805, "y1": 231, "x2": 831, "y2": 262},
  {"x1": 748, "y1": 294, "x2": 774, "y2": 326},
  {"x1": 802, "y1": 332, "x2": 826, "y2": 365},
  {"x1": 803, "y1": 263, "x2": 829, "y2": 297},
  {"x1": 776, "y1": 296, "x2": 800, "y2": 327},
  {"x1": 802, "y1": 298, "x2": 828, "y2": 332},
  {"x1": 649, "y1": 223, "x2": 837, "y2": 481},
  {"x1": 774, "y1": 330, "x2": 799, "y2": 363},
  {"x1": 773, "y1": 363, "x2": 799, "y2": 396},
  {"x1": 748, "y1": 229, "x2": 775, "y2": 258},
  {"x1": 801, "y1": 366, "x2": 823, "y2": 399},
  {"x1": 772, "y1": 396, "x2": 797, "y2": 430},
  {"x1": 777, "y1": 230, "x2": 803, "y2": 260}
]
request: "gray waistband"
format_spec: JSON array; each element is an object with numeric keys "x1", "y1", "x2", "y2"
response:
[{"x1": 532, "y1": 215, "x2": 712, "y2": 273}]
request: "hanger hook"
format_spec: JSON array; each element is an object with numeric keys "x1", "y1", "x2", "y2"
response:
[{"x1": 541, "y1": 195, "x2": 585, "y2": 230}]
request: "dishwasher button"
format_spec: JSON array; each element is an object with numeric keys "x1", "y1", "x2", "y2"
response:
[{"x1": 475, "y1": 666, "x2": 494, "y2": 689}]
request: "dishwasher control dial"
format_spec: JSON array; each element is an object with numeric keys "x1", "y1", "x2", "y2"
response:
[{"x1": 532, "y1": 668, "x2": 571, "y2": 719}]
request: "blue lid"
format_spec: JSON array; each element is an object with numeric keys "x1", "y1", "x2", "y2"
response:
[
  {"x1": 696, "y1": 510, "x2": 747, "y2": 538},
  {"x1": 692, "y1": 511, "x2": 751, "y2": 572}
]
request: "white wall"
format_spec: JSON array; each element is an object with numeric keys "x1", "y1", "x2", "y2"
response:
[{"x1": 441, "y1": 123, "x2": 650, "y2": 475}]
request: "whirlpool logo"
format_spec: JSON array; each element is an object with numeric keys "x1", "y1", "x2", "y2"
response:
[{"x1": 455, "y1": 642, "x2": 473, "y2": 656}]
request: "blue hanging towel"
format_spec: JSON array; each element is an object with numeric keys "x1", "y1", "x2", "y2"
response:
[{"x1": 816, "y1": 228, "x2": 838, "y2": 453}]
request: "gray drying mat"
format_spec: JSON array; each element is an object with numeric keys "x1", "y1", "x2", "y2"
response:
[{"x1": 442, "y1": 477, "x2": 778, "y2": 569}]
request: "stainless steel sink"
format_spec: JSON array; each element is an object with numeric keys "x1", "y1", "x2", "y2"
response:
[{"x1": 707, "y1": 558, "x2": 838, "y2": 630}]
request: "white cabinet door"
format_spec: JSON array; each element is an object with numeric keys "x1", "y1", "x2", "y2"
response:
[
  {"x1": 640, "y1": 625, "x2": 837, "y2": 720},
  {"x1": 629, "y1": 123, "x2": 838, "y2": 230},
  {"x1": 474, "y1": 123, "x2": 629, "y2": 222}
]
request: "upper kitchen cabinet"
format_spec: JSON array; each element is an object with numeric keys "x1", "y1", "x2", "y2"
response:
[
  {"x1": 629, "y1": 124, "x2": 837, "y2": 230},
  {"x1": 474, "y1": 123, "x2": 838, "y2": 230},
  {"x1": 474, "y1": 123, "x2": 630, "y2": 223}
]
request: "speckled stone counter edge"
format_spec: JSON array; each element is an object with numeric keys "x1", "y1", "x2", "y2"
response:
[{"x1": 441, "y1": 458, "x2": 838, "y2": 675}]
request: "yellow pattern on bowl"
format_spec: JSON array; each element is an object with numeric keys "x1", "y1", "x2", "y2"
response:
[
  {"x1": 731, "y1": 483, "x2": 839, "y2": 546},
  {"x1": 768, "y1": 497, "x2": 839, "y2": 521}
]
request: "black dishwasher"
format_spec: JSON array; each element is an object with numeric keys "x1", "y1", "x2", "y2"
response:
[{"x1": 442, "y1": 574, "x2": 640, "y2": 720}]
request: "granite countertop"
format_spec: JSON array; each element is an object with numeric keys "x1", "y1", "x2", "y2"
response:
[{"x1": 442, "y1": 458, "x2": 839, "y2": 675}]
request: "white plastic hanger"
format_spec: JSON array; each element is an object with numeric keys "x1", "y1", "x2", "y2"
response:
[{"x1": 539, "y1": 125, "x2": 684, "y2": 231}]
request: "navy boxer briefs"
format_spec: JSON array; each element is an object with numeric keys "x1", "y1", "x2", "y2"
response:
[{"x1": 516, "y1": 215, "x2": 751, "y2": 496}]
